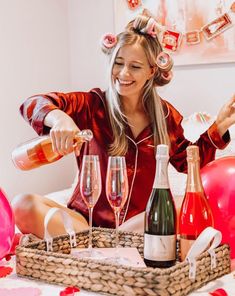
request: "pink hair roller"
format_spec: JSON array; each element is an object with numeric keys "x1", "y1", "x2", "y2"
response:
[
  {"x1": 156, "y1": 52, "x2": 173, "y2": 72},
  {"x1": 101, "y1": 33, "x2": 117, "y2": 49}
]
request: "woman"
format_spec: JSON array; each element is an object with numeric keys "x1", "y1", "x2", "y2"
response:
[{"x1": 12, "y1": 14, "x2": 235, "y2": 239}]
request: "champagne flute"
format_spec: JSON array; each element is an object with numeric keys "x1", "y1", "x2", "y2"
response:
[
  {"x1": 106, "y1": 156, "x2": 129, "y2": 259},
  {"x1": 79, "y1": 155, "x2": 101, "y2": 257}
]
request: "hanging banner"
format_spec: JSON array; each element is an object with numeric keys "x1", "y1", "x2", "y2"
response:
[{"x1": 116, "y1": 0, "x2": 235, "y2": 65}]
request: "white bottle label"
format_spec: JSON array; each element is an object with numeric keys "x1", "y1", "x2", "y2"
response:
[{"x1": 144, "y1": 233, "x2": 176, "y2": 261}]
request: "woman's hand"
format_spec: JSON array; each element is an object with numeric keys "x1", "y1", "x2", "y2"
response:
[
  {"x1": 44, "y1": 109, "x2": 82, "y2": 156},
  {"x1": 216, "y1": 95, "x2": 235, "y2": 137}
]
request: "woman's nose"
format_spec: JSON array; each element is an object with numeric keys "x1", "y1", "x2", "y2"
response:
[{"x1": 120, "y1": 65, "x2": 130, "y2": 76}]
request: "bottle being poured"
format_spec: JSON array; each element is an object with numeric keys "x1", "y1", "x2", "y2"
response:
[{"x1": 12, "y1": 129, "x2": 93, "y2": 170}]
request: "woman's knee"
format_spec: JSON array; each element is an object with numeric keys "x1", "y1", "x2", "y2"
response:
[{"x1": 11, "y1": 193, "x2": 37, "y2": 230}]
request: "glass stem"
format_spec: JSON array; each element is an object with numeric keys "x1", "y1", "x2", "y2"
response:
[
  {"x1": 88, "y1": 206, "x2": 93, "y2": 250},
  {"x1": 114, "y1": 210, "x2": 120, "y2": 251}
]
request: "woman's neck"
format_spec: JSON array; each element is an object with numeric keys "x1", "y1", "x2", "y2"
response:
[
  {"x1": 121, "y1": 96, "x2": 143, "y2": 115},
  {"x1": 121, "y1": 95, "x2": 150, "y2": 138}
]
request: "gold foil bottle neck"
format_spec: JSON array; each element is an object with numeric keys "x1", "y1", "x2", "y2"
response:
[{"x1": 186, "y1": 145, "x2": 200, "y2": 161}]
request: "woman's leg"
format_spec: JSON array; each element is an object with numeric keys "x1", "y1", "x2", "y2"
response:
[
  {"x1": 119, "y1": 212, "x2": 144, "y2": 233},
  {"x1": 11, "y1": 193, "x2": 88, "y2": 239}
]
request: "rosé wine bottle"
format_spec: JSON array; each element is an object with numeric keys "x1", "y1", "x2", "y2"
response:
[
  {"x1": 12, "y1": 129, "x2": 93, "y2": 170},
  {"x1": 179, "y1": 145, "x2": 214, "y2": 261}
]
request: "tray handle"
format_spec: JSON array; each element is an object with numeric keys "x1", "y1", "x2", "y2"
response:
[
  {"x1": 185, "y1": 227, "x2": 222, "y2": 280},
  {"x1": 44, "y1": 207, "x2": 77, "y2": 252}
]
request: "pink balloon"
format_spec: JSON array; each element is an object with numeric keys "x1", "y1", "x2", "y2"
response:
[
  {"x1": 201, "y1": 157, "x2": 235, "y2": 258},
  {"x1": 0, "y1": 188, "x2": 15, "y2": 260}
]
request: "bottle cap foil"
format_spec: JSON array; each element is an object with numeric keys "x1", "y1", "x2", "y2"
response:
[{"x1": 187, "y1": 145, "x2": 200, "y2": 160}]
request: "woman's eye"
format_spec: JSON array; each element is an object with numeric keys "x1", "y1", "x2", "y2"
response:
[
  {"x1": 132, "y1": 65, "x2": 141, "y2": 69},
  {"x1": 114, "y1": 62, "x2": 123, "y2": 66},
  {"x1": 113, "y1": 62, "x2": 141, "y2": 69}
]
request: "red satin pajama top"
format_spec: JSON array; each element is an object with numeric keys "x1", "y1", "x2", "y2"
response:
[{"x1": 20, "y1": 88, "x2": 230, "y2": 228}]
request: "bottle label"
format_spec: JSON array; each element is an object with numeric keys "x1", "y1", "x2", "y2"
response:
[
  {"x1": 180, "y1": 237, "x2": 195, "y2": 261},
  {"x1": 144, "y1": 233, "x2": 176, "y2": 261}
]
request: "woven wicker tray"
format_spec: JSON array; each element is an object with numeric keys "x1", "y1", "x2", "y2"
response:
[{"x1": 16, "y1": 228, "x2": 230, "y2": 296}]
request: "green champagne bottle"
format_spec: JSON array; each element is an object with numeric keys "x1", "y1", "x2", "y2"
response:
[{"x1": 144, "y1": 144, "x2": 177, "y2": 268}]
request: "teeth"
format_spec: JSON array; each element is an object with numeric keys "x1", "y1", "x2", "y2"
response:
[{"x1": 118, "y1": 79, "x2": 133, "y2": 85}]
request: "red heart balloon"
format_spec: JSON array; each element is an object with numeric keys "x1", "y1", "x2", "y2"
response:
[
  {"x1": 0, "y1": 188, "x2": 15, "y2": 260},
  {"x1": 201, "y1": 157, "x2": 235, "y2": 258}
]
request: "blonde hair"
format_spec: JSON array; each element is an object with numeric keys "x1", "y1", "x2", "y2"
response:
[{"x1": 101, "y1": 15, "x2": 172, "y2": 156}]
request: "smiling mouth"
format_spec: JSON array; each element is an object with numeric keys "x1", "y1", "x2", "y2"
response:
[{"x1": 118, "y1": 79, "x2": 134, "y2": 86}]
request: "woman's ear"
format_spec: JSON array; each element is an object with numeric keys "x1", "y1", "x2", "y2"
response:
[{"x1": 149, "y1": 66, "x2": 156, "y2": 79}]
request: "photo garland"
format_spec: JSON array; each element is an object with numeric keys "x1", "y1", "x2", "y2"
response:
[{"x1": 126, "y1": 0, "x2": 235, "y2": 52}]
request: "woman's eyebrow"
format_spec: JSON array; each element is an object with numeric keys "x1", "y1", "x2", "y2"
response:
[{"x1": 115, "y1": 56, "x2": 144, "y2": 65}]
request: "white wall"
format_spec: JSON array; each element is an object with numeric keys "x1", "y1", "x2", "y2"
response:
[
  {"x1": 68, "y1": 0, "x2": 114, "y2": 91},
  {"x1": 0, "y1": 0, "x2": 76, "y2": 199},
  {"x1": 159, "y1": 63, "x2": 235, "y2": 117},
  {"x1": 1, "y1": 0, "x2": 235, "y2": 200}
]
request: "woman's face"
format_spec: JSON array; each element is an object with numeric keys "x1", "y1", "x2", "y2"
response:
[{"x1": 112, "y1": 43, "x2": 154, "y2": 101}]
